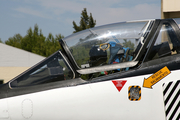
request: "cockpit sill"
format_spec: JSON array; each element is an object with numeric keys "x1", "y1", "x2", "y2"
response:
[{"x1": 77, "y1": 61, "x2": 138, "y2": 74}]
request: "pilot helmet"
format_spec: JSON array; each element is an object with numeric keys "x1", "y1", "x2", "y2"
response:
[{"x1": 89, "y1": 45, "x2": 107, "y2": 67}]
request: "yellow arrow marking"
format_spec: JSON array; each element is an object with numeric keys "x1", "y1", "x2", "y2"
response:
[{"x1": 143, "y1": 66, "x2": 171, "y2": 89}]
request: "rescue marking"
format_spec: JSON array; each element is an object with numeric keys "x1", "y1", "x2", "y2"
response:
[
  {"x1": 112, "y1": 80, "x2": 127, "y2": 92},
  {"x1": 143, "y1": 66, "x2": 171, "y2": 89},
  {"x1": 128, "y1": 86, "x2": 141, "y2": 101}
]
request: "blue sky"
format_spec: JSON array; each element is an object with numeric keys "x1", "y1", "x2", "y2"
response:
[{"x1": 0, "y1": 0, "x2": 161, "y2": 42}]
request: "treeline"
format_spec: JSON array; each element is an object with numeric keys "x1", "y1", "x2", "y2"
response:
[
  {"x1": 4, "y1": 24, "x2": 64, "y2": 57},
  {"x1": 1, "y1": 8, "x2": 96, "y2": 57}
]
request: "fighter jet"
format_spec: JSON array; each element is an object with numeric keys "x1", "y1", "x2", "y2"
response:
[{"x1": 0, "y1": 18, "x2": 179, "y2": 120}]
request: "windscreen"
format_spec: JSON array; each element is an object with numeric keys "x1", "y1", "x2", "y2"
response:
[
  {"x1": 10, "y1": 51, "x2": 74, "y2": 87},
  {"x1": 63, "y1": 21, "x2": 150, "y2": 69}
]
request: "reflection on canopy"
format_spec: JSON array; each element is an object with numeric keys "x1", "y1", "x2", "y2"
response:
[{"x1": 63, "y1": 20, "x2": 150, "y2": 69}]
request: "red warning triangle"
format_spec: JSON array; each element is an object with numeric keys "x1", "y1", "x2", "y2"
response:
[{"x1": 112, "y1": 80, "x2": 127, "y2": 92}]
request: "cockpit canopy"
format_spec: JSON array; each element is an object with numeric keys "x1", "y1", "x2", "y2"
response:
[
  {"x1": 62, "y1": 20, "x2": 153, "y2": 71},
  {"x1": 7, "y1": 18, "x2": 180, "y2": 88}
]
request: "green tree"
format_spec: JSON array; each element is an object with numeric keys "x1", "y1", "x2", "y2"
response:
[
  {"x1": 123, "y1": 39, "x2": 135, "y2": 50},
  {"x1": 21, "y1": 27, "x2": 34, "y2": 52},
  {"x1": 89, "y1": 13, "x2": 96, "y2": 28},
  {"x1": 32, "y1": 29, "x2": 46, "y2": 56},
  {"x1": 55, "y1": 34, "x2": 64, "y2": 41},
  {"x1": 45, "y1": 33, "x2": 64, "y2": 57},
  {"x1": 0, "y1": 38, "x2": 2, "y2": 43},
  {"x1": 5, "y1": 34, "x2": 22, "y2": 49},
  {"x1": 21, "y1": 24, "x2": 47, "y2": 56},
  {"x1": 55, "y1": 34, "x2": 64, "y2": 51},
  {"x1": 73, "y1": 8, "x2": 96, "y2": 33},
  {"x1": 5, "y1": 24, "x2": 64, "y2": 57}
]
